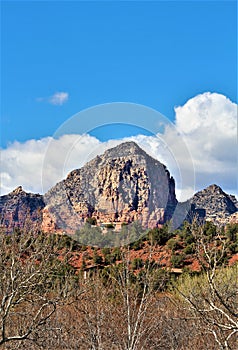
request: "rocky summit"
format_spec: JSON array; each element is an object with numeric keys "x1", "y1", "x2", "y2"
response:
[
  {"x1": 43, "y1": 142, "x2": 177, "y2": 232},
  {"x1": 0, "y1": 186, "x2": 44, "y2": 232},
  {"x1": 189, "y1": 184, "x2": 238, "y2": 225}
]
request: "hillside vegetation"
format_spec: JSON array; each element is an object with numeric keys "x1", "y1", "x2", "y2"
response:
[{"x1": 0, "y1": 221, "x2": 237, "y2": 349}]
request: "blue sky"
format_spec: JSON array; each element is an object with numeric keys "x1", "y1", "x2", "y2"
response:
[
  {"x1": 1, "y1": 1, "x2": 237, "y2": 147},
  {"x1": 1, "y1": 1, "x2": 237, "y2": 198}
]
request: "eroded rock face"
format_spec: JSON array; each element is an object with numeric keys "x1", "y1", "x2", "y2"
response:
[
  {"x1": 0, "y1": 186, "x2": 45, "y2": 232},
  {"x1": 43, "y1": 142, "x2": 178, "y2": 232}
]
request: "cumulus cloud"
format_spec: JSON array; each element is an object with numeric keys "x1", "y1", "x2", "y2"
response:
[
  {"x1": 170, "y1": 92, "x2": 237, "y2": 195},
  {"x1": 37, "y1": 92, "x2": 69, "y2": 105},
  {"x1": 1, "y1": 138, "x2": 49, "y2": 195},
  {"x1": 0, "y1": 135, "x2": 100, "y2": 195},
  {"x1": 1, "y1": 92, "x2": 237, "y2": 201}
]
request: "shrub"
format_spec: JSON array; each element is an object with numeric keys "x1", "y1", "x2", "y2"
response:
[
  {"x1": 147, "y1": 227, "x2": 174, "y2": 246},
  {"x1": 167, "y1": 238, "x2": 181, "y2": 251},
  {"x1": 130, "y1": 239, "x2": 143, "y2": 250},
  {"x1": 86, "y1": 217, "x2": 97, "y2": 225},
  {"x1": 226, "y1": 223, "x2": 238, "y2": 243},
  {"x1": 105, "y1": 223, "x2": 115, "y2": 229},
  {"x1": 183, "y1": 244, "x2": 195, "y2": 255},
  {"x1": 132, "y1": 258, "x2": 144, "y2": 270},
  {"x1": 171, "y1": 254, "x2": 184, "y2": 268},
  {"x1": 111, "y1": 247, "x2": 121, "y2": 261},
  {"x1": 227, "y1": 242, "x2": 238, "y2": 254},
  {"x1": 203, "y1": 221, "x2": 217, "y2": 238},
  {"x1": 185, "y1": 234, "x2": 195, "y2": 245},
  {"x1": 93, "y1": 251, "x2": 103, "y2": 265}
]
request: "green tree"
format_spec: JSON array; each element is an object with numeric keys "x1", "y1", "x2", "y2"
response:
[
  {"x1": 147, "y1": 226, "x2": 174, "y2": 246},
  {"x1": 93, "y1": 251, "x2": 103, "y2": 265},
  {"x1": 167, "y1": 238, "x2": 181, "y2": 251}
]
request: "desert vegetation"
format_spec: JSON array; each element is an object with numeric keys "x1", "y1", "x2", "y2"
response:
[{"x1": 0, "y1": 221, "x2": 237, "y2": 349}]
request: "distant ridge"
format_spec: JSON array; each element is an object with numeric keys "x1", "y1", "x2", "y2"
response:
[
  {"x1": 189, "y1": 184, "x2": 238, "y2": 225},
  {"x1": 0, "y1": 186, "x2": 44, "y2": 232}
]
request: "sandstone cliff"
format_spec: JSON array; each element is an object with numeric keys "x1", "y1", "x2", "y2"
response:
[{"x1": 43, "y1": 142, "x2": 177, "y2": 232}]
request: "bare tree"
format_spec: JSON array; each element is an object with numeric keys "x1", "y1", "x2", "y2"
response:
[
  {"x1": 2, "y1": 222, "x2": 236, "y2": 349},
  {"x1": 0, "y1": 229, "x2": 81, "y2": 348},
  {"x1": 57, "y1": 240, "x2": 169, "y2": 350},
  {"x1": 174, "y1": 222, "x2": 238, "y2": 350},
  {"x1": 104, "y1": 245, "x2": 168, "y2": 350}
]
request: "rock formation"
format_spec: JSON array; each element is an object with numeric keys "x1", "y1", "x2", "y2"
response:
[
  {"x1": 43, "y1": 142, "x2": 177, "y2": 232},
  {"x1": 189, "y1": 184, "x2": 238, "y2": 225},
  {"x1": 0, "y1": 186, "x2": 45, "y2": 232},
  {"x1": 0, "y1": 144, "x2": 237, "y2": 234}
]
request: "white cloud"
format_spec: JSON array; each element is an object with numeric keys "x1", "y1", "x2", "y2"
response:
[
  {"x1": 1, "y1": 138, "x2": 50, "y2": 195},
  {"x1": 1, "y1": 92, "x2": 237, "y2": 201},
  {"x1": 169, "y1": 92, "x2": 237, "y2": 195},
  {"x1": 0, "y1": 135, "x2": 100, "y2": 196},
  {"x1": 49, "y1": 92, "x2": 69, "y2": 105},
  {"x1": 37, "y1": 92, "x2": 69, "y2": 105}
]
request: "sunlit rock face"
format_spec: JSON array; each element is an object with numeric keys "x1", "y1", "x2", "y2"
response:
[{"x1": 43, "y1": 142, "x2": 178, "y2": 233}]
